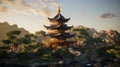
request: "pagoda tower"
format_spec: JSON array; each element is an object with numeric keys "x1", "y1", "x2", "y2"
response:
[{"x1": 44, "y1": 7, "x2": 76, "y2": 48}]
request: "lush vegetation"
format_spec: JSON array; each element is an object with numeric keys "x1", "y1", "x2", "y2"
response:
[
  {"x1": 0, "y1": 25, "x2": 120, "y2": 66},
  {"x1": 0, "y1": 30, "x2": 74, "y2": 65},
  {"x1": 71, "y1": 26, "x2": 120, "y2": 60}
]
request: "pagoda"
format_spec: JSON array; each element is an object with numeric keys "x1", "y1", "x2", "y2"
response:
[{"x1": 44, "y1": 7, "x2": 76, "y2": 48}]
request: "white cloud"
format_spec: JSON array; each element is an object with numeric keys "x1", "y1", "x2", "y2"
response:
[{"x1": 0, "y1": 0, "x2": 60, "y2": 16}]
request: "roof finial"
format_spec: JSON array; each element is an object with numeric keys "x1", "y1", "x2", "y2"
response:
[{"x1": 58, "y1": 6, "x2": 61, "y2": 14}]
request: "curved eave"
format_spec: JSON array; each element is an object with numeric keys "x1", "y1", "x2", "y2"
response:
[
  {"x1": 57, "y1": 14, "x2": 63, "y2": 19},
  {"x1": 62, "y1": 25, "x2": 73, "y2": 30},
  {"x1": 44, "y1": 25, "x2": 61, "y2": 29},
  {"x1": 49, "y1": 33, "x2": 76, "y2": 38},
  {"x1": 48, "y1": 17, "x2": 70, "y2": 22},
  {"x1": 60, "y1": 18, "x2": 70, "y2": 22},
  {"x1": 45, "y1": 33, "x2": 61, "y2": 37},
  {"x1": 44, "y1": 25, "x2": 73, "y2": 30},
  {"x1": 54, "y1": 14, "x2": 65, "y2": 19}
]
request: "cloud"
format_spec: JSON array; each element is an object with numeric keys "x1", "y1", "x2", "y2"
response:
[
  {"x1": 99, "y1": 13, "x2": 116, "y2": 19},
  {"x1": 0, "y1": 0, "x2": 60, "y2": 16},
  {"x1": 0, "y1": 6, "x2": 7, "y2": 13}
]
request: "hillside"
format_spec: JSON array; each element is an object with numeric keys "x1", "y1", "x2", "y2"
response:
[
  {"x1": 72, "y1": 25, "x2": 120, "y2": 46},
  {"x1": 0, "y1": 21, "x2": 29, "y2": 40}
]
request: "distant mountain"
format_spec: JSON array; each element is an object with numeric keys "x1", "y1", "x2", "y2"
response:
[
  {"x1": 0, "y1": 21, "x2": 29, "y2": 40},
  {"x1": 72, "y1": 25, "x2": 120, "y2": 46},
  {"x1": 99, "y1": 30, "x2": 120, "y2": 45}
]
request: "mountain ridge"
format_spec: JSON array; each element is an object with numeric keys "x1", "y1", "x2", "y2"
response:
[{"x1": 0, "y1": 21, "x2": 29, "y2": 40}]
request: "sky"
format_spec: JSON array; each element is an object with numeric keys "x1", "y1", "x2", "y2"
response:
[{"x1": 0, "y1": 0, "x2": 120, "y2": 33}]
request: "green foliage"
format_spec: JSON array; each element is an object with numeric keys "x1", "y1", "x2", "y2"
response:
[
  {"x1": 35, "y1": 30, "x2": 46, "y2": 36},
  {"x1": 0, "y1": 28, "x2": 120, "y2": 65},
  {"x1": 42, "y1": 53, "x2": 53, "y2": 62},
  {"x1": 0, "y1": 46, "x2": 10, "y2": 62},
  {"x1": 1, "y1": 30, "x2": 21, "y2": 52},
  {"x1": 6, "y1": 30, "x2": 21, "y2": 36},
  {"x1": 97, "y1": 46, "x2": 115, "y2": 58},
  {"x1": 1, "y1": 40, "x2": 11, "y2": 44},
  {"x1": 18, "y1": 38, "x2": 32, "y2": 44},
  {"x1": 106, "y1": 45, "x2": 120, "y2": 59},
  {"x1": 24, "y1": 34, "x2": 34, "y2": 39},
  {"x1": 52, "y1": 47, "x2": 74, "y2": 60},
  {"x1": 97, "y1": 45, "x2": 120, "y2": 59}
]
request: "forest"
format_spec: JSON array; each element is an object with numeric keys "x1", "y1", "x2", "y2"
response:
[{"x1": 0, "y1": 22, "x2": 120, "y2": 67}]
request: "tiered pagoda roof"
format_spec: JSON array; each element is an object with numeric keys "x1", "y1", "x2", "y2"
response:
[
  {"x1": 44, "y1": 24, "x2": 73, "y2": 30},
  {"x1": 47, "y1": 7, "x2": 70, "y2": 23},
  {"x1": 46, "y1": 33, "x2": 75, "y2": 39},
  {"x1": 44, "y1": 6, "x2": 75, "y2": 47},
  {"x1": 48, "y1": 15, "x2": 70, "y2": 22}
]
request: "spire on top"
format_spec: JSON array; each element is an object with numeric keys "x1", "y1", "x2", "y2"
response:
[{"x1": 58, "y1": 6, "x2": 61, "y2": 14}]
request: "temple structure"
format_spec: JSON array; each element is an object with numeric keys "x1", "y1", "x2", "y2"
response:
[{"x1": 44, "y1": 7, "x2": 76, "y2": 48}]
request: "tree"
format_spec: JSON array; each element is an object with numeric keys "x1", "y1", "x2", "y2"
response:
[
  {"x1": 97, "y1": 45, "x2": 120, "y2": 59},
  {"x1": 35, "y1": 30, "x2": 46, "y2": 46},
  {"x1": 2, "y1": 30, "x2": 21, "y2": 52},
  {"x1": 71, "y1": 26, "x2": 104, "y2": 61},
  {"x1": 35, "y1": 30, "x2": 46, "y2": 36}
]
